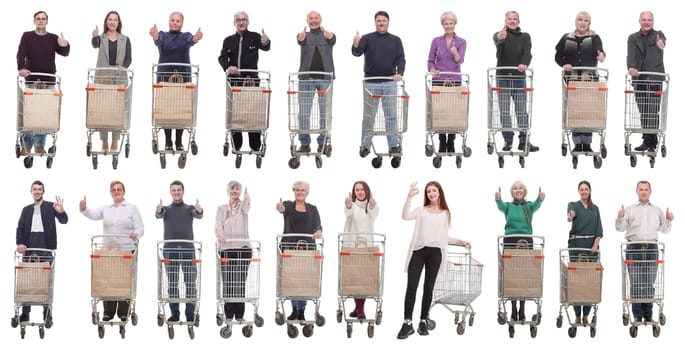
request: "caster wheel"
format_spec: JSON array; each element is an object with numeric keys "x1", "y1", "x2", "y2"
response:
[
  {"x1": 519, "y1": 156, "x2": 525, "y2": 168},
  {"x1": 11, "y1": 316, "x2": 18, "y2": 328},
  {"x1": 21, "y1": 326, "x2": 26, "y2": 339},
  {"x1": 287, "y1": 324, "x2": 299, "y2": 338},
  {"x1": 315, "y1": 156, "x2": 323, "y2": 168},
  {"x1": 15, "y1": 144, "x2": 21, "y2": 158},
  {"x1": 242, "y1": 325, "x2": 253, "y2": 337},
  {"x1": 160, "y1": 155, "x2": 167, "y2": 169},
  {"x1": 661, "y1": 145, "x2": 667, "y2": 157},
  {"x1": 456, "y1": 156, "x2": 462, "y2": 168},
  {"x1": 508, "y1": 325, "x2": 515, "y2": 338},
  {"x1": 367, "y1": 324, "x2": 375, "y2": 338},
  {"x1": 659, "y1": 313, "x2": 666, "y2": 326},
  {"x1": 572, "y1": 156, "x2": 578, "y2": 169},
  {"x1": 534, "y1": 313, "x2": 541, "y2": 325},
  {"x1": 556, "y1": 316, "x2": 562, "y2": 328},
  {"x1": 568, "y1": 326, "x2": 577, "y2": 338},
  {"x1": 336, "y1": 310, "x2": 342, "y2": 323},
  {"x1": 593, "y1": 155, "x2": 602, "y2": 169},
  {"x1": 497, "y1": 312, "x2": 506, "y2": 325},
  {"x1": 39, "y1": 326, "x2": 45, "y2": 339},
  {"x1": 191, "y1": 141, "x2": 198, "y2": 155},
  {"x1": 125, "y1": 143, "x2": 130, "y2": 158},
  {"x1": 530, "y1": 325, "x2": 538, "y2": 338},
  {"x1": 98, "y1": 325, "x2": 105, "y2": 339},
  {"x1": 590, "y1": 326, "x2": 597, "y2": 338},
  {"x1": 178, "y1": 154, "x2": 187, "y2": 169},
  {"x1": 371, "y1": 157, "x2": 382, "y2": 168},
  {"x1": 255, "y1": 315, "x2": 264, "y2": 327},
  {"x1": 220, "y1": 326, "x2": 232, "y2": 338},
  {"x1": 622, "y1": 314, "x2": 629, "y2": 326},
  {"x1": 346, "y1": 324, "x2": 352, "y2": 338},
  {"x1": 256, "y1": 156, "x2": 263, "y2": 169},
  {"x1": 92, "y1": 155, "x2": 98, "y2": 169},
  {"x1": 24, "y1": 156, "x2": 34, "y2": 169},
  {"x1": 424, "y1": 144, "x2": 434, "y2": 157},
  {"x1": 275, "y1": 312, "x2": 284, "y2": 326},
  {"x1": 601, "y1": 144, "x2": 607, "y2": 158},
  {"x1": 157, "y1": 314, "x2": 164, "y2": 327},
  {"x1": 468, "y1": 314, "x2": 474, "y2": 326},
  {"x1": 167, "y1": 325, "x2": 174, "y2": 339},
  {"x1": 302, "y1": 324, "x2": 314, "y2": 337},
  {"x1": 215, "y1": 314, "x2": 223, "y2": 326},
  {"x1": 426, "y1": 319, "x2": 436, "y2": 330},
  {"x1": 288, "y1": 157, "x2": 300, "y2": 169},
  {"x1": 46, "y1": 156, "x2": 54, "y2": 169},
  {"x1": 324, "y1": 144, "x2": 332, "y2": 157},
  {"x1": 463, "y1": 146, "x2": 472, "y2": 157},
  {"x1": 375, "y1": 311, "x2": 382, "y2": 325},
  {"x1": 391, "y1": 156, "x2": 401, "y2": 168},
  {"x1": 235, "y1": 154, "x2": 242, "y2": 168},
  {"x1": 315, "y1": 314, "x2": 326, "y2": 327},
  {"x1": 630, "y1": 155, "x2": 637, "y2": 167},
  {"x1": 119, "y1": 325, "x2": 126, "y2": 339},
  {"x1": 92, "y1": 312, "x2": 98, "y2": 325},
  {"x1": 498, "y1": 156, "x2": 504, "y2": 168},
  {"x1": 624, "y1": 143, "x2": 630, "y2": 156},
  {"x1": 653, "y1": 325, "x2": 660, "y2": 338},
  {"x1": 432, "y1": 156, "x2": 442, "y2": 168},
  {"x1": 457, "y1": 322, "x2": 465, "y2": 335},
  {"x1": 223, "y1": 143, "x2": 229, "y2": 156},
  {"x1": 649, "y1": 157, "x2": 655, "y2": 168},
  {"x1": 152, "y1": 140, "x2": 158, "y2": 154},
  {"x1": 188, "y1": 326, "x2": 195, "y2": 339},
  {"x1": 561, "y1": 143, "x2": 567, "y2": 156},
  {"x1": 629, "y1": 325, "x2": 638, "y2": 338},
  {"x1": 86, "y1": 143, "x2": 92, "y2": 156},
  {"x1": 131, "y1": 313, "x2": 138, "y2": 326},
  {"x1": 487, "y1": 143, "x2": 494, "y2": 155},
  {"x1": 112, "y1": 155, "x2": 118, "y2": 170}
]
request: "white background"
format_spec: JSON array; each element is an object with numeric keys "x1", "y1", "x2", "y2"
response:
[{"x1": 1, "y1": 0, "x2": 681, "y2": 347}]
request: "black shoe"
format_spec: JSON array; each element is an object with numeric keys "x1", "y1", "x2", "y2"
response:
[
  {"x1": 317, "y1": 144, "x2": 324, "y2": 153},
  {"x1": 397, "y1": 322, "x2": 414, "y2": 339},
  {"x1": 502, "y1": 142, "x2": 512, "y2": 151},
  {"x1": 438, "y1": 141, "x2": 446, "y2": 153},
  {"x1": 519, "y1": 143, "x2": 539, "y2": 152},
  {"x1": 518, "y1": 310, "x2": 526, "y2": 322},
  {"x1": 349, "y1": 310, "x2": 358, "y2": 318},
  {"x1": 359, "y1": 146, "x2": 370, "y2": 158},
  {"x1": 297, "y1": 308, "x2": 305, "y2": 321},
  {"x1": 418, "y1": 320, "x2": 429, "y2": 335},
  {"x1": 298, "y1": 145, "x2": 311, "y2": 153},
  {"x1": 446, "y1": 142, "x2": 455, "y2": 153},
  {"x1": 287, "y1": 309, "x2": 298, "y2": 321},
  {"x1": 186, "y1": 315, "x2": 195, "y2": 323},
  {"x1": 648, "y1": 147, "x2": 656, "y2": 153},
  {"x1": 583, "y1": 144, "x2": 594, "y2": 153},
  {"x1": 167, "y1": 314, "x2": 180, "y2": 322},
  {"x1": 175, "y1": 144, "x2": 184, "y2": 151},
  {"x1": 634, "y1": 316, "x2": 643, "y2": 323},
  {"x1": 120, "y1": 315, "x2": 128, "y2": 322},
  {"x1": 572, "y1": 144, "x2": 583, "y2": 152},
  {"x1": 165, "y1": 144, "x2": 173, "y2": 151},
  {"x1": 644, "y1": 316, "x2": 653, "y2": 323},
  {"x1": 389, "y1": 145, "x2": 402, "y2": 154},
  {"x1": 102, "y1": 314, "x2": 113, "y2": 322},
  {"x1": 19, "y1": 313, "x2": 29, "y2": 322},
  {"x1": 634, "y1": 143, "x2": 649, "y2": 152}
]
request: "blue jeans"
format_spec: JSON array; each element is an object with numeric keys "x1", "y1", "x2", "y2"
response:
[
  {"x1": 497, "y1": 79, "x2": 529, "y2": 144},
  {"x1": 164, "y1": 249, "x2": 197, "y2": 317},
  {"x1": 626, "y1": 244, "x2": 658, "y2": 318},
  {"x1": 22, "y1": 133, "x2": 46, "y2": 150},
  {"x1": 362, "y1": 81, "x2": 399, "y2": 149},
  {"x1": 298, "y1": 79, "x2": 330, "y2": 145}
]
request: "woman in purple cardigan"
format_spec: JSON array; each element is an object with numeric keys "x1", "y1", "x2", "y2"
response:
[{"x1": 427, "y1": 11, "x2": 466, "y2": 153}]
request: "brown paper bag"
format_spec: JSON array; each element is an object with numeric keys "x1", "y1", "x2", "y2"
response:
[
  {"x1": 229, "y1": 86, "x2": 269, "y2": 129},
  {"x1": 566, "y1": 261, "x2": 602, "y2": 303},
  {"x1": 153, "y1": 82, "x2": 195, "y2": 128},
  {"x1": 91, "y1": 250, "x2": 134, "y2": 299},
  {"x1": 278, "y1": 248, "x2": 322, "y2": 298},
  {"x1": 501, "y1": 248, "x2": 543, "y2": 298},
  {"x1": 565, "y1": 81, "x2": 607, "y2": 129},
  {"x1": 15, "y1": 260, "x2": 51, "y2": 303},
  {"x1": 20, "y1": 87, "x2": 61, "y2": 131},
  {"x1": 339, "y1": 245, "x2": 382, "y2": 297},
  {"x1": 430, "y1": 84, "x2": 468, "y2": 131},
  {"x1": 86, "y1": 84, "x2": 127, "y2": 129}
]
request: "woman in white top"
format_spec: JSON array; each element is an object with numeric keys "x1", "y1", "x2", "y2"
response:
[
  {"x1": 397, "y1": 181, "x2": 470, "y2": 340},
  {"x1": 343, "y1": 180, "x2": 379, "y2": 319}
]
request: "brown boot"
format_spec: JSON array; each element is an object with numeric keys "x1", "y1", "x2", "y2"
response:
[
  {"x1": 102, "y1": 140, "x2": 109, "y2": 151},
  {"x1": 35, "y1": 146, "x2": 46, "y2": 154},
  {"x1": 19, "y1": 147, "x2": 28, "y2": 156},
  {"x1": 110, "y1": 140, "x2": 118, "y2": 152}
]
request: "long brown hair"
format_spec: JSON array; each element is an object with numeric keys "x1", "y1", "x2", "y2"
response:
[
  {"x1": 351, "y1": 180, "x2": 373, "y2": 213},
  {"x1": 423, "y1": 181, "x2": 451, "y2": 225},
  {"x1": 579, "y1": 180, "x2": 597, "y2": 209}
]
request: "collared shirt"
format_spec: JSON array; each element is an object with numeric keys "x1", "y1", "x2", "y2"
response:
[
  {"x1": 31, "y1": 203, "x2": 45, "y2": 232},
  {"x1": 82, "y1": 201, "x2": 144, "y2": 250},
  {"x1": 615, "y1": 201, "x2": 671, "y2": 241}
]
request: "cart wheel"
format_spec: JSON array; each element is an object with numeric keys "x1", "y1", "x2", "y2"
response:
[
  {"x1": 255, "y1": 315, "x2": 264, "y2": 327},
  {"x1": 568, "y1": 326, "x2": 577, "y2": 338},
  {"x1": 591, "y1": 315, "x2": 597, "y2": 326},
  {"x1": 288, "y1": 157, "x2": 300, "y2": 169},
  {"x1": 457, "y1": 322, "x2": 465, "y2": 335},
  {"x1": 157, "y1": 314, "x2": 164, "y2": 327},
  {"x1": 530, "y1": 325, "x2": 537, "y2": 338},
  {"x1": 323, "y1": 144, "x2": 332, "y2": 157},
  {"x1": 649, "y1": 156, "x2": 655, "y2": 168},
  {"x1": 256, "y1": 155, "x2": 263, "y2": 169},
  {"x1": 629, "y1": 325, "x2": 638, "y2": 338},
  {"x1": 38, "y1": 326, "x2": 45, "y2": 339},
  {"x1": 367, "y1": 323, "x2": 376, "y2": 338},
  {"x1": 346, "y1": 323, "x2": 353, "y2": 338},
  {"x1": 191, "y1": 141, "x2": 198, "y2": 155},
  {"x1": 119, "y1": 325, "x2": 126, "y2": 339},
  {"x1": 24, "y1": 156, "x2": 34, "y2": 169},
  {"x1": 92, "y1": 155, "x2": 98, "y2": 169},
  {"x1": 508, "y1": 325, "x2": 515, "y2": 338},
  {"x1": 303, "y1": 324, "x2": 314, "y2": 337},
  {"x1": 593, "y1": 155, "x2": 602, "y2": 169},
  {"x1": 125, "y1": 143, "x2": 130, "y2": 158},
  {"x1": 424, "y1": 144, "x2": 434, "y2": 157},
  {"x1": 463, "y1": 146, "x2": 472, "y2": 158},
  {"x1": 371, "y1": 156, "x2": 382, "y2": 168},
  {"x1": 11, "y1": 316, "x2": 18, "y2": 328},
  {"x1": 561, "y1": 143, "x2": 567, "y2": 156},
  {"x1": 315, "y1": 314, "x2": 326, "y2": 327},
  {"x1": 232, "y1": 154, "x2": 241, "y2": 168},
  {"x1": 188, "y1": 326, "x2": 195, "y2": 339},
  {"x1": 624, "y1": 143, "x2": 630, "y2": 156},
  {"x1": 432, "y1": 156, "x2": 442, "y2": 168},
  {"x1": 160, "y1": 154, "x2": 167, "y2": 169},
  {"x1": 456, "y1": 156, "x2": 463, "y2": 168},
  {"x1": 661, "y1": 145, "x2": 667, "y2": 158},
  {"x1": 590, "y1": 326, "x2": 597, "y2": 338},
  {"x1": 572, "y1": 156, "x2": 578, "y2": 169},
  {"x1": 92, "y1": 312, "x2": 99, "y2": 325},
  {"x1": 287, "y1": 324, "x2": 299, "y2": 338},
  {"x1": 630, "y1": 155, "x2": 637, "y2": 168},
  {"x1": 497, "y1": 312, "x2": 506, "y2": 325},
  {"x1": 652, "y1": 325, "x2": 660, "y2": 338},
  {"x1": 131, "y1": 312, "x2": 138, "y2": 326},
  {"x1": 86, "y1": 143, "x2": 92, "y2": 157},
  {"x1": 112, "y1": 155, "x2": 119, "y2": 170},
  {"x1": 534, "y1": 313, "x2": 541, "y2": 325},
  {"x1": 46, "y1": 156, "x2": 54, "y2": 169},
  {"x1": 556, "y1": 316, "x2": 563, "y2": 328},
  {"x1": 468, "y1": 314, "x2": 474, "y2": 327},
  {"x1": 242, "y1": 325, "x2": 253, "y2": 337},
  {"x1": 315, "y1": 156, "x2": 323, "y2": 168},
  {"x1": 622, "y1": 314, "x2": 629, "y2": 326},
  {"x1": 215, "y1": 314, "x2": 223, "y2": 326},
  {"x1": 178, "y1": 154, "x2": 187, "y2": 169},
  {"x1": 375, "y1": 310, "x2": 382, "y2": 325},
  {"x1": 20, "y1": 326, "x2": 26, "y2": 339},
  {"x1": 391, "y1": 156, "x2": 401, "y2": 168},
  {"x1": 220, "y1": 326, "x2": 232, "y2": 338},
  {"x1": 659, "y1": 313, "x2": 666, "y2": 326},
  {"x1": 426, "y1": 319, "x2": 436, "y2": 330},
  {"x1": 223, "y1": 143, "x2": 229, "y2": 157},
  {"x1": 167, "y1": 325, "x2": 174, "y2": 339},
  {"x1": 98, "y1": 325, "x2": 105, "y2": 339},
  {"x1": 487, "y1": 142, "x2": 494, "y2": 155},
  {"x1": 497, "y1": 156, "x2": 504, "y2": 168},
  {"x1": 336, "y1": 310, "x2": 342, "y2": 323},
  {"x1": 15, "y1": 143, "x2": 21, "y2": 158},
  {"x1": 601, "y1": 144, "x2": 607, "y2": 158},
  {"x1": 152, "y1": 140, "x2": 158, "y2": 154},
  {"x1": 519, "y1": 156, "x2": 525, "y2": 168},
  {"x1": 275, "y1": 312, "x2": 285, "y2": 326}
]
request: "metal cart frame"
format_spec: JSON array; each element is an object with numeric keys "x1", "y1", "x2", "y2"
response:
[
  {"x1": 555, "y1": 247, "x2": 602, "y2": 338},
  {"x1": 11, "y1": 248, "x2": 56, "y2": 339}
]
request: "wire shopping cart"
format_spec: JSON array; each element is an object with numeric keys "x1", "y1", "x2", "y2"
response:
[
  {"x1": 224, "y1": 69, "x2": 271, "y2": 169},
  {"x1": 497, "y1": 235, "x2": 544, "y2": 338},
  {"x1": 560, "y1": 67, "x2": 609, "y2": 169},
  {"x1": 156, "y1": 240, "x2": 202, "y2": 339},
  {"x1": 428, "y1": 243, "x2": 482, "y2": 336},
  {"x1": 85, "y1": 67, "x2": 134, "y2": 169},
  {"x1": 15, "y1": 73, "x2": 62, "y2": 169},
  {"x1": 336, "y1": 233, "x2": 385, "y2": 338},
  {"x1": 360, "y1": 77, "x2": 409, "y2": 169},
  {"x1": 215, "y1": 239, "x2": 264, "y2": 338},
  {"x1": 621, "y1": 241, "x2": 666, "y2": 338},
  {"x1": 555, "y1": 248, "x2": 602, "y2": 338},
  {"x1": 623, "y1": 72, "x2": 669, "y2": 168},
  {"x1": 90, "y1": 234, "x2": 139, "y2": 339},
  {"x1": 286, "y1": 71, "x2": 333, "y2": 169},
  {"x1": 486, "y1": 67, "x2": 535, "y2": 168},
  {"x1": 151, "y1": 63, "x2": 199, "y2": 169},
  {"x1": 425, "y1": 72, "x2": 472, "y2": 168},
  {"x1": 275, "y1": 234, "x2": 325, "y2": 338},
  {"x1": 11, "y1": 249, "x2": 56, "y2": 339}
]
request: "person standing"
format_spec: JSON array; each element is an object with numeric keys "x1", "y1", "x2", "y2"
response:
[
  {"x1": 627, "y1": 11, "x2": 667, "y2": 152},
  {"x1": 15, "y1": 180, "x2": 68, "y2": 322},
  {"x1": 352, "y1": 10, "x2": 405, "y2": 157},
  {"x1": 156, "y1": 180, "x2": 203, "y2": 323},
  {"x1": 615, "y1": 180, "x2": 673, "y2": 323},
  {"x1": 219, "y1": 11, "x2": 270, "y2": 152},
  {"x1": 493, "y1": 11, "x2": 538, "y2": 152},
  {"x1": 295, "y1": 10, "x2": 335, "y2": 153},
  {"x1": 16, "y1": 11, "x2": 70, "y2": 155}
]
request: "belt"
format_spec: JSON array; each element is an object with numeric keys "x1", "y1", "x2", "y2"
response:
[
  {"x1": 627, "y1": 242, "x2": 658, "y2": 250},
  {"x1": 569, "y1": 235, "x2": 594, "y2": 240}
]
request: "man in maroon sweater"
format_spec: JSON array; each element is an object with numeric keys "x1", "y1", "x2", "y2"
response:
[{"x1": 16, "y1": 11, "x2": 70, "y2": 155}]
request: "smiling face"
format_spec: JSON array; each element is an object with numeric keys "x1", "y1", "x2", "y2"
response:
[
  {"x1": 636, "y1": 182, "x2": 652, "y2": 203},
  {"x1": 228, "y1": 185, "x2": 241, "y2": 202},
  {"x1": 234, "y1": 13, "x2": 249, "y2": 32},
  {"x1": 110, "y1": 183, "x2": 125, "y2": 203},
  {"x1": 578, "y1": 183, "x2": 591, "y2": 201},
  {"x1": 106, "y1": 12, "x2": 120, "y2": 33},
  {"x1": 353, "y1": 183, "x2": 367, "y2": 202},
  {"x1": 307, "y1": 11, "x2": 321, "y2": 30},
  {"x1": 442, "y1": 19, "x2": 455, "y2": 35},
  {"x1": 293, "y1": 186, "x2": 309, "y2": 201},
  {"x1": 169, "y1": 13, "x2": 183, "y2": 32},
  {"x1": 511, "y1": 183, "x2": 527, "y2": 202},
  {"x1": 504, "y1": 11, "x2": 520, "y2": 31},
  {"x1": 170, "y1": 184, "x2": 184, "y2": 203},
  {"x1": 31, "y1": 183, "x2": 44, "y2": 203},
  {"x1": 425, "y1": 184, "x2": 440, "y2": 204},
  {"x1": 639, "y1": 11, "x2": 654, "y2": 32},
  {"x1": 375, "y1": 14, "x2": 389, "y2": 34},
  {"x1": 575, "y1": 13, "x2": 591, "y2": 34}
]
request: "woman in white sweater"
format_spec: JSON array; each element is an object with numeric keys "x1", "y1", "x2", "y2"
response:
[
  {"x1": 343, "y1": 180, "x2": 379, "y2": 319},
  {"x1": 397, "y1": 181, "x2": 470, "y2": 340}
]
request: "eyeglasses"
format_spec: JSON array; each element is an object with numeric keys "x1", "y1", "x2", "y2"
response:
[{"x1": 235, "y1": 18, "x2": 248, "y2": 23}]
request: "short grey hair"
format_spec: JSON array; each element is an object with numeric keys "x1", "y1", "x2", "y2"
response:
[
  {"x1": 234, "y1": 11, "x2": 249, "y2": 23},
  {"x1": 228, "y1": 180, "x2": 242, "y2": 191},
  {"x1": 510, "y1": 180, "x2": 528, "y2": 199},
  {"x1": 293, "y1": 180, "x2": 310, "y2": 192},
  {"x1": 440, "y1": 11, "x2": 457, "y2": 25},
  {"x1": 169, "y1": 11, "x2": 184, "y2": 21}
]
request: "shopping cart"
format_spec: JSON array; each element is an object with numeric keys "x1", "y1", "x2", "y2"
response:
[
  {"x1": 275, "y1": 234, "x2": 325, "y2": 338},
  {"x1": 90, "y1": 234, "x2": 139, "y2": 339},
  {"x1": 224, "y1": 69, "x2": 271, "y2": 169},
  {"x1": 555, "y1": 247, "x2": 602, "y2": 338},
  {"x1": 336, "y1": 233, "x2": 385, "y2": 338},
  {"x1": 11, "y1": 249, "x2": 56, "y2": 339},
  {"x1": 560, "y1": 67, "x2": 609, "y2": 169},
  {"x1": 286, "y1": 71, "x2": 333, "y2": 169},
  {"x1": 15, "y1": 73, "x2": 62, "y2": 169},
  {"x1": 425, "y1": 72, "x2": 472, "y2": 168},
  {"x1": 156, "y1": 240, "x2": 202, "y2": 339},
  {"x1": 151, "y1": 63, "x2": 199, "y2": 169},
  {"x1": 623, "y1": 72, "x2": 669, "y2": 168},
  {"x1": 215, "y1": 239, "x2": 264, "y2": 338},
  {"x1": 621, "y1": 241, "x2": 666, "y2": 338},
  {"x1": 85, "y1": 68, "x2": 134, "y2": 169},
  {"x1": 486, "y1": 67, "x2": 535, "y2": 168},
  {"x1": 428, "y1": 243, "x2": 482, "y2": 336},
  {"x1": 496, "y1": 235, "x2": 544, "y2": 338},
  {"x1": 360, "y1": 77, "x2": 409, "y2": 169}
]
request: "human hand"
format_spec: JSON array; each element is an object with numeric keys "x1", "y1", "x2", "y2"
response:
[
  {"x1": 462, "y1": 241, "x2": 472, "y2": 250},
  {"x1": 150, "y1": 24, "x2": 159, "y2": 40},
  {"x1": 261, "y1": 28, "x2": 269, "y2": 44},
  {"x1": 538, "y1": 187, "x2": 545, "y2": 201},
  {"x1": 567, "y1": 210, "x2": 576, "y2": 222},
  {"x1": 353, "y1": 31, "x2": 360, "y2": 48},
  {"x1": 495, "y1": 187, "x2": 501, "y2": 201},
  {"x1": 194, "y1": 199, "x2": 202, "y2": 212},
  {"x1": 617, "y1": 204, "x2": 625, "y2": 218},
  {"x1": 656, "y1": 34, "x2": 665, "y2": 49},
  {"x1": 450, "y1": 46, "x2": 460, "y2": 62},
  {"x1": 129, "y1": 232, "x2": 138, "y2": 240},
  {"x1": 392, "y1": 73, "x2": 402, "y2": 81},
  {"x1": 591, "y1": 244, "x2": 599, "y2": 254},
  {"x1": 17, "y1": 244, "x2": 27, "y2": 254},
  {"x1": 345, "y1": 192, "x2": 353, "y2": 208},
  {"x1": 665, "y1": 207, "x2": 673, "y2": 221},
  {"x1": 227, "y1": 66, "x2": 239, "y2": 75},
  {"x1": 79, "y1": 196, "x2": 87, "y2": 211},
  {"x1": 596, "y1": 50, "x2": 605, "y2": 63},
  {"x1": 628, "y1": 68, "x2": 639, "y2": 77},
  {"x1": 369, "y1": 197, "x2": 376, "y2": 209},
  {"x1": 563, "y1": 64, "x2": 573, "y2": 72},
  {"x1": 517, "y1": 64, "x2": 528, "y2": 72},
  {"x1": 156, "y1": 199, "x2": 163, "y2": 213},
  {"x1": 54, "y1": 196, "x2": 64, "y2": 213},
  {"x1": 276, "y1": 198, "x2": 285, "y2": 213},
  {"x1": 313, "y1": 230, "x2": 322, "y2": 239},
  {"x1": 407, "y1": 182, "x2": 419, "y2": 199},
  {"x1": 297, "y1": 26, "x2": 306, "y2": 42},
  {"x1": 92, "y1": 25, "x2": 99, "y2": 38},
  {"x1": 322, "y1": 26, "x2": 333, "y2": 40},
  {"x1": 18, "y1": 69, "x2": 31, "y2": 77},
  {"x1": 57, "y1": 33, "x2": 68, "y2": 47},
  {"x1": 497, "y1": 25, "x2": 507, "y2": 40},
  {"x1": 243, "y1": 188, "x2": 250, "y2": 204},
  {"x1": 193, "y1": 27, "x2": 203, "y2": 43}
]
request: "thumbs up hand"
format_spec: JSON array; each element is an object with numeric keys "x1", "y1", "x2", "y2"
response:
[
  {"x1": 276, "y1": 197, "x2": 285, "y2": 213},
  {"x1": 79, "y1": 196, "x2": 87, "y2": 211},
  {"x1": 353, "y1": 31, "x2": 360, "y2": 48},
  {"x1": 261, "y1": 28, "x2": 269, "y2": 44},
  {"x1": 150, "y1": 24, "x2": 159, "y2": 40},
  {"x1": 656, "y1": 34, "x2": 665, "y2": 49},
  {"x1": 297, "y1": 26, "x2": 307, "y2": 42},
  {"x1": 617, "y1": 204, "x2": 625, "y2": 218},
  {"x1": 665, "y1": 207, "x2": 673, "y2": 221},
  {"x1": 156, "y1": 199, "x2": 163, "y2": 213},
  {"x1": 193, "y1": 27, "x2": 203, "y2": 42},
  {"x1": 92, "y1": 25, "x2": 99, "y2": 38},
  {"x1": 57, "y1": 32, "x2": 68, "y2": 47}
]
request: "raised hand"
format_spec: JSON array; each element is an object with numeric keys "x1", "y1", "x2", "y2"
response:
[
  {"x1": 495, "y1": 187, "x2": 501, "y2": 201},
  {"x1": 156, "y1": 199, "x2": 163, "y2": 213},
  {"x1": 369, "y1": 197, "x2": 376, "y2": 209},
  {"x1": 656, "y1": 34, "x2": 665, "y2": 49},
  {"x1": 665, "y1": 207, "x2": 674, "y2": 221},
  {"x1": 353, "y1": 31, "x2": 360, "y2": 48},
  {"x1": 345, "y1": 192, "x2": 353, "y2": 208},
  {"x1": 92, "y1": 25, "x2": 99, "y2": 38},
  {"x1": 407, "y1": 182, "x2": 419, "y2": 199},
  {"x1": 276, "y1": 197, "x2": 285, "y2": 213},
  {"x1": 79, "y1": 196, "x2": 87, "y2": 211},
  {"x1": 57, "y1": 32, "x2": 68, "y2": 47},
  {"x1": 567, "y1": 210, "x2": 576, "y2": 222},
  {"x1": 617, "y1": 204, "x2": 625, "y2": 218},
  {"x1": 297, "y1": 26, "x2": 307, "y2": 42},
  {"x1": 261, "y1": 28, "x2": 269, "y2": 44},
  {"x1": 54, "y1": 196, "x2": 64, "y2": 213},
  {"x1": 321, "y1": 26, "x2": 333, "y2": 40},
  {"x1": 243, "y1": 187, "x2": 250, "y2": 203},
  {"x1": 497, "y1": 25, "x2": 507, "y2": 40},
  {"x1": 194, "y1": 199, "x2": 202, "y2": 212},
  {"x1": 193, "y1": 27, "x2": 203, "y2": 42},
  {"x1": 538, "y1": 187, "x2": 545, "y2": 201},
  {"x1": 149, "y1": 24, "x2": 159, "y2": 40}
]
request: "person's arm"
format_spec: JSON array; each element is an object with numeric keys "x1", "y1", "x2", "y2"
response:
[
  {"x1": 395, "y1": 36, "x2": 406, "y2": 75},
  {"x1": 594, "y1": 35, "x2": 605, "y2": 63},
  {"x1": 153, "y1": 31, "x2": 164, "y2": 48},
  {"x1": 155, "y1": 204, "x2": 166, "y2": 219},
  {"x1": 521, "y1": 33, "x2": 532, "y2": 66},
  {"x1": 17, "y1": 33, "x2": 28, "y2": 71},
  {"x1": 311, "y1": 204, "x2": 322, "y2": 238},
  {"x1": 122, "y1": 37, "x2": 132, "y2": 68},
  {"x1": 55, "y1": 207, "x2": 68, "y2": 224},
  {"x1": 259, "y1": 31, "x2": 271, "y2": 51},
  {"x1": 456, "y1": 37, "x2": 466, "y2": 65},
  {"x1": 615, "y1": 205, "x2": 628, "y2": 232},
  {"x1": 448, "y1": 236, "x2": 471, "y2": 249},
  {"x1": 554, "y1": 35, "x2": 566, "y2": 67},
  {"x1": 626, "y1": 34, "x2": 638, "y2": 70},
  {"x1": 214, "y1": 205, "x2": 225, "y2": 244},
  {"x1": 81, "y1": 205, "x2": 104, "y2": 220},
  {"x1": 131, "y1": 206, "x2": 144, "y2": 239},
  {"x1": 530, "y1": 196, "x2": 543, "y2": 213},
  {"x1": 16, "y1": 208, "x2": 28, "y2": 247},
  {"x1": 368, "y1": 200, "x2": 379, "y2": 222},
  {"x1": 496, "y1": 199, "x2": 508, "y2": 214},
  {"x1": 327, "y1": 32, "x2": 336, "y2": 45},
  {"x1": 91, "y1": 36, "x2": 101, "y2": 49},
  {"x1": 427, "y1": 37, "x2": 438, "y2": 71},
  {"x1": 56, "y1": 34, "x2": 70, "y2": 57},
  {"x1": 218, "y1": 38, "x2": 230, "y2": 71},
  {"x1": 351, "y1": 33, "x2": 366, "y2": 57},
  {"x1": 191, "y1": 202, "x2": 204, "y2": 219},
  {"x1": 658, "y1": 207, "x2": 672, "y2": 234}
]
